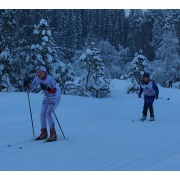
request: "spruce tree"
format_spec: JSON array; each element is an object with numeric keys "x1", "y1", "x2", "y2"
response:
[
  {"x1": 31, "y1": 18, "x2": 78, "y2": 93},
  {"x1": 127, "y1": 50, "x2": 147, "y2": 93},
  {"x1": 127, "y1": 10, "x2": 144, "y2": 55},
  {"x1": 152, "y1": 11, "x2": 180, "y2": 86},
  {"x1": 79, "y1": 42, "x2": 110, "y2": 98},
  {"x1": 0, "y1": 10, "x2": 17, "y2": 91},
  {"x1": 0, "y1": 48, "x2": 13, "y2": 91},
  {"x1": 31, "y1": 19, "x2": 65, "y2": 78}
]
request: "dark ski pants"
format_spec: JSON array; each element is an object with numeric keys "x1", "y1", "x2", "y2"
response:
[
  {"x1": 169, "y1": 81, "x2": 172, "y2": 88},
  {"x1": 142, "y1": 96, "x2": 155, "y2": 117}
]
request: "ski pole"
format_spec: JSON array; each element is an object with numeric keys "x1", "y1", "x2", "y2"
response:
[
  {"x1": 139, "y1": 96, "x2": 170, "y2": 101},
  {"x1": 159, "y1": 97, "x2": 170, "y2": 101},
  {"x1": 26, "y1": 91, "x2": 35, "y2": 136},
  {"x1": 47, "y1": 96, "x2": 66, "y2": 139}
]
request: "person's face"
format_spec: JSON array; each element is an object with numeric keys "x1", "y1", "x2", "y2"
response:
[
  {"x1": 143, "y1": 76, "x2": 149, "y2": 82},
  {"x1": 36, "y1": 69, "x2": 46, "y2": 79}
]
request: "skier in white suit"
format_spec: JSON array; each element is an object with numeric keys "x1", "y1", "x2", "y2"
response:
[{"x1": 24, "y1": 64, "x2": 61, "y2": 142}]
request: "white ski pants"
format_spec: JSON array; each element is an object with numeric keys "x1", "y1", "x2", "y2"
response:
[{"x1": 40, "y1": 97, "x2": 60, "y2": 129}]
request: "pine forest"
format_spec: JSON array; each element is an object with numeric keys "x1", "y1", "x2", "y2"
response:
[{"x1": 0, "y1": 9, "x2": 180, "y2": 97}]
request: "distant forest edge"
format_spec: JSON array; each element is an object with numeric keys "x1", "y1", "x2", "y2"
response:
[{"x1": 0, "y1": 9, "x2": 180, "y2": 96}]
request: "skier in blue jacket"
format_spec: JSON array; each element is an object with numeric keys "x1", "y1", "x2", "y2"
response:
[{"x1": 138, "y1": 72, "x2": 159, "y2": 121}]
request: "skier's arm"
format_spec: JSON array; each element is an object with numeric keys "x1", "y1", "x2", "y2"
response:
[
  {"x1": 153, "y1": 82, "x2": 159, "y2": 99},
  {"x1": 40, "y1": 77, "x2": 57, "y2": 94},
  {"x1": 48, "y1": 78, "x2": 57, "y2": 94},
  {"x1": 138, "y1": 85, "x2": 143, "y2": 98},
  {"x1": 153, "y1": 82, "x2": 159, "y2": 95},
  {"x1": 29, "y1": 77, "x2": 40, "y2": 92}
]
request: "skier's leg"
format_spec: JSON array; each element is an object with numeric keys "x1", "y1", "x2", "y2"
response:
[
  {"x1": 141, "y1": 96, "x2": 148, "y2": 120},
  {"x1": 40, "y1": 99, "x2": 49, "y2": 128},
  {"x1": 36, "y1": 99, "x2": 49, "y2": 140},
  {"x1": 143, "y1": 105, "x2": 148, "y2": 116},
  {"x1": 148, "y1": 96, "x2": 155, "y2": 120},
  {"x1": 46, "y1": 97, "x2": 60, "y2": 141},
  {"x1": 46, "y1": 97, "x2": 60, "y2": 129},
  {"x1": 141, "y1": 106, "x2": 148, "y2": 119},
  {"x1": 149, "y1": 105, "x2": 154, "y2": 116}
]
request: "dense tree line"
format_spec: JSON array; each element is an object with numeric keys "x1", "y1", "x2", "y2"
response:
[{"x1": 0, "y1": 9, "x2": 180, "y2": 95}]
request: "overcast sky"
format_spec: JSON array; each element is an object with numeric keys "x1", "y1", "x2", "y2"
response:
[{"x1": 1, "y1": 0, "x2": 178, "y2": 9}]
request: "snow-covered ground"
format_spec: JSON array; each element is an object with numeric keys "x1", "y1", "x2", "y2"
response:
[{"x1": 1, "y1": 79, "x2": 180, "y2": 178}]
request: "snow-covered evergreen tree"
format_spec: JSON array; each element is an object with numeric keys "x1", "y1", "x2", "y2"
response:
[
  {"x1": 127, "y1": 10, "x2": 144, "y2": 55},
  {"x1": 79, "y1": 42, "x2": 110, "y2": 98},
  {"x1": 127, "y1": 50, "x2": 147, "y2": 93},
  {"x1": 98, "y1": 41, "x2": 117, "y2": 78},
  {"x1": 0, "y1": 10, "x2": 17, "y2": 91},
  {"x1": 59, "y1": 62, "x2": 77, "y2": 95},
  {"x1": 31, "y1": 19, "x2": 78, "y2": 93},
  {"x1": 10, "y1": 36, "x2": 32, "y2": 91},
  {"x1": 30, "y1": 19, "x2": 64, "y2": 79},
  {"x1": 151, "y1": 12, "x2": 180, "y2": 86},
  {"x1": 98, "y1": 40, "x2": 130, "y2": 79},
  {"x1": 0, "y1": 48, "x2": 14, "y2": 91},
  {"x1": 0, "y1": 10, "x2": 17, "y2": 52},
  {"x1": 151, "y1": 10, "x2": 164, "y2": 56}
]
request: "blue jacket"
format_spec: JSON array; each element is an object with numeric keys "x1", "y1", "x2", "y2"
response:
[{"x1": 139, "y1": 80, "x2": 159, "y2": 97}]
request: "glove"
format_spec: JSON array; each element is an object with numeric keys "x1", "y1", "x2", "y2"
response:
[
  {"x1": 23, "y1": 79, "x2": 30, "y2": 91},
  {"x1": 156, "y1": 94, "x2": 158, "y2": 99},
  {"x1": 23, "y1": 79, "x2": 29, "y2": 87},
  {"x1": 40, "y1": 83, "x2": 51, "y2": 91}
]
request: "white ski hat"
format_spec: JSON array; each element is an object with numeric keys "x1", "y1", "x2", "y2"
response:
[{"x1": 36, "y1": 65, "x2": 47, "y2": 72}]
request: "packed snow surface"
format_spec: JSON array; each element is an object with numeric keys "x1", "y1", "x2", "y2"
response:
[{"x1": 0, "y1": 79, "x2": 180, "y2": 172}]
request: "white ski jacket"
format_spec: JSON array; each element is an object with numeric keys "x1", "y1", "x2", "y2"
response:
[{"x1": 29, "y1": 74, "x2": 61, "y2": 99}]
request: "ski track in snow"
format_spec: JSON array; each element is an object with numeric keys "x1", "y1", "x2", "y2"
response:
[{"x1": 0, "y1": 80, "x2": 180, "y2": 171}]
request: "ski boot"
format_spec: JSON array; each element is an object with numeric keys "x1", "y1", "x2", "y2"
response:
[
  {"x1": 46, "y1": 128, "x2": 57, "y2": 142},
  {"x1": 36, "y1": 128, "x2": 48, "y2": 140},
  {"x1": 140, "y1": 116, "x2": 147, "y2": 121},
  {"x1": 149, "y1": 106, "x2": 155, "y2": 121},
  {"x1": 150, "y1": 116, "x2": 155, "y2": 121},
  {"x1": 141, "y1": 106, "x2": 148, "y2": 121}
]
